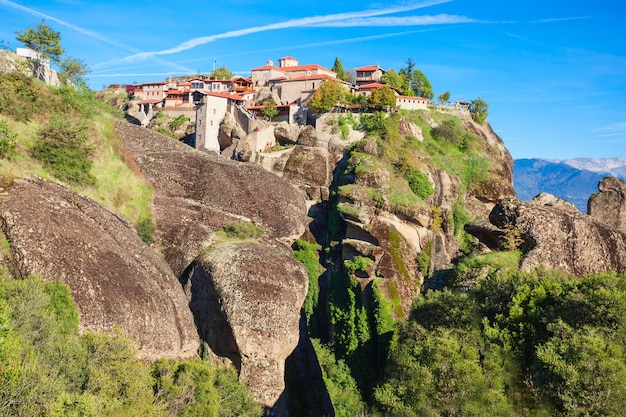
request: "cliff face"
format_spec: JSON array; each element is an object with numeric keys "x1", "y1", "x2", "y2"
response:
[
  {"x1": 248, "y1": 111, "x2": 515, "y2": 314},
  {"x1": 467, "y1": 194, "x2": 626, "y2": 276},
  {"x1": 0, "y1": 177, "x2": 199, "y2": 360},
  {"x1": 182, "y1": 241, "x2": 308, "y2": 406},
  {"x1": 115, "y1": 122, "x2": 307, "y2": 276},
  {"x1": 115, "y1": 122, "x2": 311, "y2": 410}
]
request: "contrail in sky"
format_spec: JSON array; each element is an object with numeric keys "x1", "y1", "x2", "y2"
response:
[
  {"x1": 118, "y1": 0, "x2": 452, "y2": 62},
  {"x1": 311, "y1": 14, "x2": 478, "y2": 27},
  {"x1": 0, "y1": 0, "x2": 194, "y2": 73}
]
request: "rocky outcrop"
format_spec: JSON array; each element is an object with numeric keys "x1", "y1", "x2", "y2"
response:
[
  {"x1": 532, "y1": 192, "x2": 579, "y2": 213},
  {"x1": 0, "y1": 177, "x2": 199, "y2": 360},
  {"x1": 181, "y1": 241, "x2": 308, "y2": 407},
  {"x1": 115, "y1": 122, "x2": 307, "y2": 276},
  {"x1": 467, "y1": 197, "x2": 626, "y2": 276},
  {"x1": 588, "y1": 176, "x2": 626, "y2": 232}
]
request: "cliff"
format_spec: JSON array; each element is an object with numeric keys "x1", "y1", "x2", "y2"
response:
[{"x1": 0, "y1": 177, "x2": 199, "y2": 360}]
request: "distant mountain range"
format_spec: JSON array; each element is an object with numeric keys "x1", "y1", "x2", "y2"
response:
[{"x1": 513, "y1": 158, "x2": 626, "y2": 212}]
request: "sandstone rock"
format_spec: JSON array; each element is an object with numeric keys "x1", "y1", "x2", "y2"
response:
[
  {"x1": 182, "y1": 241, "x2": 308, "y2": 407},
  {"x1": 283, "y1": 146, "x2": 332, "y2": 201},
  {"x1": 115, "y1": 122, "x2": 307, "y2": 276},
  {"x1": 274, "y1": 121, "x2": 300, "y2": 145},
  {"x1": 588, "y1": 176, "x2": 626, "y2": 232},
  {"x1": 532, "y1": 192, "x2": 578, "y2": 213},
  {"x1": 482, "y1": 198, "x2": 626, "y2": 276},
  {"x1": 0, "y1": 177, "x2": 199, "y2": 360},
  {"x1": 296, "y1": 125, "x2": 326, "y2": 148}
]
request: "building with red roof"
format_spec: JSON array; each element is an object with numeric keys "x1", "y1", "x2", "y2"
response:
[{"x1": 354, "y1": 64, "x2": 385, "y2": 86}]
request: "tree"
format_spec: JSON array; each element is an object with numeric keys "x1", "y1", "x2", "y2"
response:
[
  {"x1": 261, "y1": 98, "x2": 278, "y2": 120},
  {"x1": 308, "y1": 78, "x2": 346, "y2": 113},
  {"x1": 368, "y1": 86, "x2": 396, "y2": 110},
  {"x1": 381, "y1": 69, "x2": 410, "y2": 96},
  {"x1": 411, "y1": 70, "x2": 434, "y2": 99},
  {"x1": 210, "y1": 66, "x2": 233, "y2": 80},
  {"x1": 438, "y1": 91, "x2": 451, "y2": 104},
  {"x1": 332, "y1": 57, "x2": 352, "y2": 83},
  {"x1": 59, "y1": 56, "x2": 89, "y2": 87},
  {"x1": 16, "y1": 21, "x2": 63, "y2": 79},
  {"x1": 470, "y1": 97, "x2": 489, "y2": 124}
]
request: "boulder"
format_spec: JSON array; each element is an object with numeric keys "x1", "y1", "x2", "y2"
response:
[
  {"x1": 115, "y1": 122, "x2": 307, "y2": 276},
  {"x1": 474, "y1": 198, "x2": 626, "y2": 276},
  {"x1": 0, "y1": 177, "x2": 199, "y2": 360},
  {"x1": 181, "y1": 241, "x2": 308, "y2": 407},
  {"x1": 588, "y1": 176, "x2": 626, "y2": 232},
  {"x1": 532, "y1": 192, "x2": 578, "y2": 213}
]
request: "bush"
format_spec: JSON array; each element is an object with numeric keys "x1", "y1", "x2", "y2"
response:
[
  {"x1": 169, "y1": 115, "x2": 189, "y2": 128},
  {"x1": 30, "y1": 116, "x2": 96, "y2": 186},
  {"x1": 221, "y1": 220, "x2": 264, "y2": 239},
  {"x1": 0, "y1": 72, "x2": 41, "y2": 121},
  {"x1": 344, "y1": 256, "x2": 372, "y2": 274},
  {"x1": 404, "y1": 169, "x2": 434, "y2": 199},
  {"x1": 0, "y1": 120, "x2": 17, "y2": 159},
  {"x1": 135, "y1": 216, "x2": 155, "y2": 245}
]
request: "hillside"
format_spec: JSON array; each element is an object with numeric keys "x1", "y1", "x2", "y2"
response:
[{"x1": 2, "y1": 66, "x2": 626, "y2": 416}]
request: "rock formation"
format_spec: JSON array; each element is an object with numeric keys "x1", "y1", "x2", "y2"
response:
[
  {"x1": 588, "y1": 176, "x2": 626, "y2": 232},
  {"x1": 115, "y1": 122, "x2": 308, "y2": 276},
  {"x1": 181, "y1": 241, "x2": 308, "y2": 407},
  {"x1": 0, "y1": 177, "x2": 199, "y2": 360},
  {"x1": 467, "y1": 196, "x2": 626, "y2": 276},
  {"x1": 115, "y1": 122, "x2": 311, "y2": 409}
]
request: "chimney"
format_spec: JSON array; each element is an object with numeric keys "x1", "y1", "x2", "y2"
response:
[{"x1": 267, "y1": 60, "x2": 274, "y2": 67}]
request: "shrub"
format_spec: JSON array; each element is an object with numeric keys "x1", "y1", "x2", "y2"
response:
[
  {"x1": 344, "y1": 256, "x2": 372, "y2": 274},
  {"x1": 0, "y1": 120, "x2": 17, "y2": 159},
  {"x1": 135, "y1": 216, "x2": 155, "y2": 245},
  {"x1": 404, "y1": 169, "x2": 434, "y2": 199},
  {"x1": 221, "y1": 220, "x2": 264, "y2": 239},
  {"x1": 30, "y1": 116, "x2": 96, "y2": 186},
  {"x1": 169, "y1": 115, "x2": 189, "y2": 128}
]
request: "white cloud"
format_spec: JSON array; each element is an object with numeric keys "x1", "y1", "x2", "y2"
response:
[{"x1": 116, "y1": 0, "x2": 452, "y2": 62}]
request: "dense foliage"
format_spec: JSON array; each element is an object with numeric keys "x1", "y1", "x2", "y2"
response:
[
  {"x1": 309, "y1": 78, "x2": 348, "y2": 113},
  {"x1": 374, "y1": 268, "x2": 626, "y2": 416},
  {"x1": 0, "y1": 273, "x2": 261, "y2": 417}
]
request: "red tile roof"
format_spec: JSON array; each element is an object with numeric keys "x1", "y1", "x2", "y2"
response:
[
  {"x1": 358, "y1": 82, "x2": 387, "y2": 90},
  {"x1": 251, "y1": 63, "x2": 333, "y2": 73},
  {"x1": 355, "y1": 65, "x2": 382, "y2": 71},
  {"x1": 282, "y1": 74, "x2": 333, "y2": 82}
]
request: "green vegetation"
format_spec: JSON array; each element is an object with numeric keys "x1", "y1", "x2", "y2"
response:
[
  {"x1": 209, "y1": 66, "x2": 233, "y2": 80},
  {"x1": 169, "y1": 114, "x2": 190, "y2": 128},
  {"x1": 368, "y1": 85, "x2": 397, "y2": 109},
  {"x1": 292, "y1": 239, "x2": 322, "y2": 334},
  {"x1": 404, "y1": 168, "x2": 434, "y2": 199},
  {"x1": 470, "y1": 97, "x2": 489, "y2": 124},
  {"x1": 343, "y1": 256, "x2": 372, "y2": 274},
  {"x1": 220, "y1": 220, "x2": 264, "y2": 239},
  {"x1": 374, "y1": 268, "x2": 626, "y2": 416},
  {"x1": 311, "y1": 339, "x2": 366, "y2": 417},
  {"x1": 331, "y1": 57, "x2": 352, "y2": 83},
  {"x1": 309, "y1": 78, "x2": 348, "y2": 113},
  {"x1": 135, "y1": 215, "x2": 156, "y2": 245},
  {"x1": 0, "y1": 70, "x2": 154, "y2": 232},
  {"x1": 0, "y1": 120, "x2": 17, "y2": 159},
  {"x1": 30, "y1": 115, "x2": 96, "y2": 186},
  {"x1": 0, "y1": 274, "x2": 260, "y2": 417},
  {"x1": 262, "y1": 98, "x2": 278, "y2": 120}
]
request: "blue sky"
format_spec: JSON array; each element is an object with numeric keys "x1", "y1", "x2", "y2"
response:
[{"x1": 0, "y1": 0, "x2": 624, "y2": 160}]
